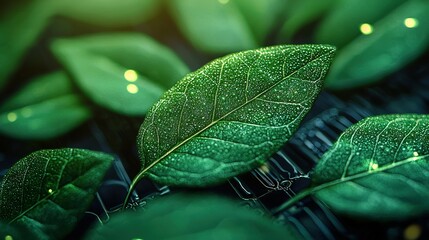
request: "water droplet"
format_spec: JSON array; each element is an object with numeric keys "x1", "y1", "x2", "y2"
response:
[
  {"x1": 127, "y1": 84, "x2": 139, "y2": 94},
  {"x1": 124, "y1": 69, "x2": 138, "y2": 82},
  {"x1": 360, "y1": 23, "x2": 373, "y2": 35},
  {"x1": 7, "y1": 112, "x2": 17, "y2": 122},
  {"x1": 404, "y1": 18, "x2": 418, "y2": 28}
]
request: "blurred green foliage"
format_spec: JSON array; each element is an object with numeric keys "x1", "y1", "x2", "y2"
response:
[{"x1": 0, "y1": 0, "x2": 428, "y2": 138}]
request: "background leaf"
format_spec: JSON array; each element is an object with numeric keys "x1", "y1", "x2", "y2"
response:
[
  {"x1": 133, "y1": 45, "x2": 335, "y2": 188},
  {"x1": 277, "y1": 0, "x2": 338, "y2": 41},
  {"x1": 311, "y1": 115, "x2": 429, "y2": 220},
  {"x1": 55, "y1": 0, "x2": 160, "y2": 27},
  {"x1": 0, "y1": 72, "x2": 91, "y2": 140},
  {"x1": 324, "y1": 0, "x2": 429, "y2": 90},
  {"x1": 51, "y1": 33, "x2": 189, "y2": 116},
  {"x1": 87, "y1": 194, "x2": 301, "y2": 240},
  {"x1": 168, "y1": 0, "x2": 258, "y2": 53},
  {"x1": 0, "y1": 1, "x2": 53, "y2": 91},
  {"x1": 0, "y1": 148, "x2": 114, "y2": 239},
  {"x1": 314, "y1": 0, "x2": 404, "y2": 48}
]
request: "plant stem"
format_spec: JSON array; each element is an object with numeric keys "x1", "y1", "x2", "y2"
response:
[
  {"x1": 121, "y1": 176, "x2": 140, "y2": 210},
  {"x1": 273, "y1": 188, "x2": 314, "y2": 214}
]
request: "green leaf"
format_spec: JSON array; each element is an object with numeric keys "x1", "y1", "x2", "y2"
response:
[
  {"x1": 0, "y1": 72, "x2": 91, "y2": 140},
  {"x1": 325, "y1": 0, "x2": 429, "y2": 90},
  {"x1": 314, "y1": 0, "x2": 404, "y2": 48},
  {"x1": 87, "y1": 194, "x2": 302, "y2": 240},
  {"x1": 0, "y1": 2, "x2": 53, "y2": 90},
  {"x1": 130, "y1": 45, "x2": 335, "y2": 190},
  {"x1": 277, "y1": 0, "x2": 338, "y2": 41},
  {"x1": 55, "y1": 0, "x2": 160, "y2": 27},
  {"x1": 277, "y1": 115, "x2": 429, "y2": 220},
  {"x1": 51, "y1": 33, "x2": 189, "y2": 116},
  {"x1": 0, "y1": 148, "x2": 114, "y2": 239},
  {"x1": 230, "y1": 0, "x2": 287, "y2": 43},
  {"x1": 168, "y1": 0, "x2": 258, "y2": 53}
]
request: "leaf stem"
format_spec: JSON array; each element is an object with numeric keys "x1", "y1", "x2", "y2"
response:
[
  {"x1": 122, "y1": 172, "x2": 145, "y2": 210},
  {"x1": 273, "y1": 188, "x2": 314, "y2": 214}
]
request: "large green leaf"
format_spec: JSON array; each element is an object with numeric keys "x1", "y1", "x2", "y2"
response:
[
  {"x1": 0, "y1": 1, "x2": 53, "y2": 90},
  {"x1": 277, "y1": 115, "x2": 429, "y2": 220},
  {"x1": 55, "y1": 0, "x2": 160, "y2": 27},
  {"x1": 325, "y1": 0, "x2": 429, "y2": 90},
  {"x1": 168, "y1": 0, "x2": 285, "y2": 53},
  {"x1": 51, "y1": 33, "x2": 189, "y2": 116},
  {"x1": 87, "y1": 194, "x2": 302, "y2": 240},
  {"x1": 130, "y1": 45, "x2": 335, "y2": 191},
  {"x1": 314, "y1": 0, "x2": 404, "y2": 48},
  {"x1": 0, "y1": 72, "x2": 91, "y2": 140},
  {"x1": 0, "y1": 149, "x2": 114, "y2": 239}
]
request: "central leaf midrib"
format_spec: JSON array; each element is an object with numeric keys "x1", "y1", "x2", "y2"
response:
[{"x1": 138, "y1": 49, "x2": 331, "y2": 178}]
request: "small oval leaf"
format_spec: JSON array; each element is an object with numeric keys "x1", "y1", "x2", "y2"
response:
[
  {"x1": 87, "y1": 194, "x2": 302, "y2": 240},
  {"x1": 0, "y1": 148, "x2": 114, "y2": 239},
  {"x1": 51, "y1": 33, "x2": 189, "y2": 116},
  {"x1": 133, "y1": 45, "x2": 335, "y2": 188},
  {"x1": 311, "y1": 115, "x2": 429, "y2": 220},
  {"x1": 0, "y1": 72, "x2": 91, "y2": 140},
  {"x1": 325, "y1": 0, "x2": 429, "y2": 90}
]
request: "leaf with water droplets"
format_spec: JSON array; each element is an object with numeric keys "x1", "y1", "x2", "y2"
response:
[
  {"x1": 130, "y1": 44, "x2": 335, "y2": 191},
  {"x1": 87, "y1": 194, "x2": 302, "y2": 240},
  {"x1": 0, "y1": 72, "x2": 91, "y2": 140},
  {"x1": 51, "y1": 33, "x2": 189, "y2": 116},
  {"x1": 325, "y1": 0, "x2": 429, "y2": 89},
  {"x1": 0, "y1": 149, "x2": 114, "y2": 240},
  {"x1": 279, "y1": 115, "x2": 429, "y2": 220}
]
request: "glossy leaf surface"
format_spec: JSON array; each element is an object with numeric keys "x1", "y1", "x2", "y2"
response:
[
  {"x1": 0, "y1": 149, "x2": 114, "y2": 239},
  {"x1": 312, "y1": 115, "x2": 429, "y2": 220},
  {"x1": 52, "y1": 33, "x2": 189, "y2": 116},
  {"x1": 87, "y1": 194, "x2": 301, "y2": 240},
  {"x1": 135, "y1": 45, "x2": 335, "y2": 187},
  {"x1": 0, "y1": 72, "x2": 91, "y2": 140},
  {"x1": 325, "y1": 0, "x2": 429, "y2": 90}
]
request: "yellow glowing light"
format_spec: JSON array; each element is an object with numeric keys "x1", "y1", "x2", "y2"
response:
[
  {"x1": 48, "y1": 189, "x2": 53, "y2": 194},
  {"x1": 404, "y1": 18, "x2": 418, "y2": 28},
  {"x1": 127, "y1": 84, "x2": 139, "y2": 94},
  {"x1": 404, "y1": 224, "x2": 421, "y2": 240},
  {"x1": 370, "y1": 163, "x2": 379, "y2": 170},
  {"x1": 218, "y1": 0, "x2": 229, "y2": 4},
  {"x1": 7, "y1": 112, "x2": 17, "y2": 122},
  {"x1": 124, "y1": 69, "x2": 138, "y2": 82},
  {"x1": 360, "y1": 23, "x2": 373, "y2": 35},
  {"x1": 5, "y1": 235, "x2": 13, "y2": 240},
  {"x1": 413, "y1": 151, "x2": 419, "y2": 157}
]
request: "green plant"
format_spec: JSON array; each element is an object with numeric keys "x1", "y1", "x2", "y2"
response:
[{"x1": 1, "y1": 0, "x2": 428, "y2": 239}]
